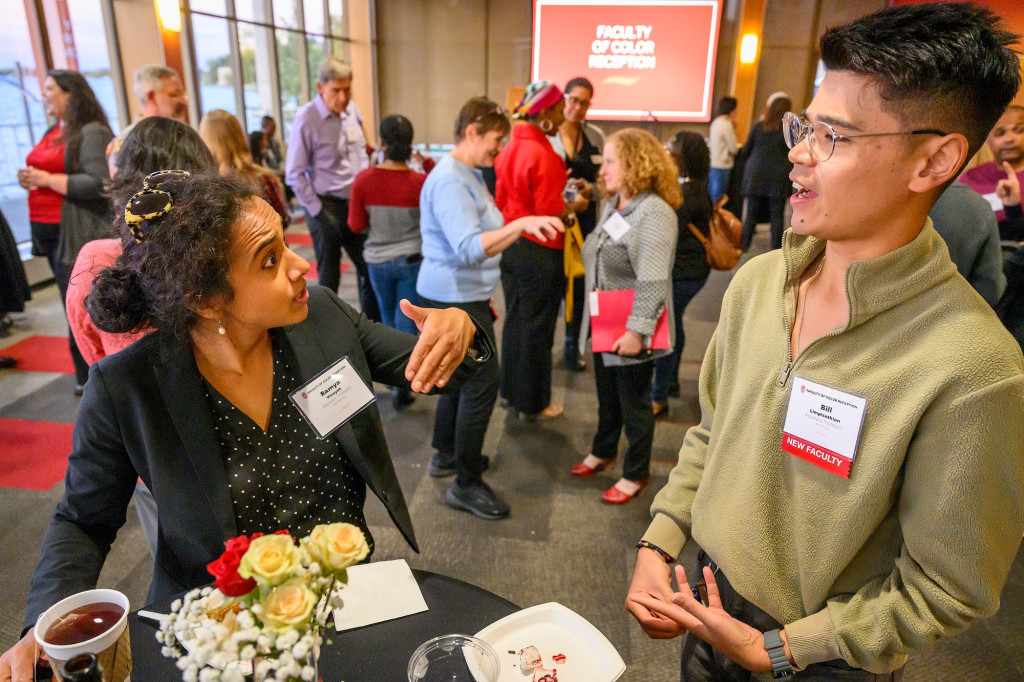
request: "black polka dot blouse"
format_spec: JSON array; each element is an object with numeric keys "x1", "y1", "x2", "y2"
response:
[{"x1": 203, "y1": 340, "x2": 373, "y2": 552}]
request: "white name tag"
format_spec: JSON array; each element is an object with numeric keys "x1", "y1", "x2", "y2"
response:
[
  {"x1": 780, "y1": 375, "x2": 867, "y2": 478},
  {"x1": 346, "y1": 126, "x2": 363, "y2": 143},
  {"x1": 590, "y1": 154, "x2": 604, "y2": 165},
  {"x1": 589, "y1": 290, "x2": 600, "y2": 316},
  {"x1": 982, "y1": 192, "x2": 1004, "y2": 212},
  {"x1": 289, "y1": 357, "x2": 376, "y2": 439},
  {"x1": 602, "y1": 212, "x2": 632, "y2": 242}
]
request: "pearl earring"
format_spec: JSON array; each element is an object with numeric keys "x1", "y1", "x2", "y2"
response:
[{"x1": 217, "y1": 319, "x2": 226, "y2": 335}]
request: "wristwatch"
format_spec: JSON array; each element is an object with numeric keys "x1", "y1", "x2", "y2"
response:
[{"x1": 763, "y1": 629, "x2": 795, "y2": 678}]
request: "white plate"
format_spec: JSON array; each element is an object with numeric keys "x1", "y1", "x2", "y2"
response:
[{"x1": 474, "y1": 602, "x2": 625, "y2": 682}]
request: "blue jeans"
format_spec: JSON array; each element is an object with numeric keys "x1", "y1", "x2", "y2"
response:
[
  {"x1": 367, "y1": 255, "x2": 422, "y2": 335},
  {"x1": 709, "y1": 168, "x2": 731, "y2": 203},
  {"x1": 651, "y1": 276, "x2": 708, "y2": 403}
]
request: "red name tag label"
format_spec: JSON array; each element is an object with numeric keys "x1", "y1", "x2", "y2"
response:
[{"x1": 781, "y1": 433, "x2": 852, "y2": 478}]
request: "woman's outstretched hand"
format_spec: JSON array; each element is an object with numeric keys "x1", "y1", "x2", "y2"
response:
[{"x1": 400, "y1": 300, "x2": 477, "y2": 392}]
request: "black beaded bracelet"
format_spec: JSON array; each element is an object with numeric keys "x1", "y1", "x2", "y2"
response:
[{"x1": 636, "y1": 540, "x2": 674, "y2": 564}]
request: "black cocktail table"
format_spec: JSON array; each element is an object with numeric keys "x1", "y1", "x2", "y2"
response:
[{"x1": 128, "y1": 569, "x2": 519, "y2": 681}]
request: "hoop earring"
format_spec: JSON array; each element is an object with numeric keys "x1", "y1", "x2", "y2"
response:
[
  {"x1": 217, "y1": 319, "x2": 226, "y2": 335},
  {"x1": 539, "y1": 118, "x2": 553, "y2": 133}
]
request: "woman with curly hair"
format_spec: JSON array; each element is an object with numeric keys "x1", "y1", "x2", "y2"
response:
[
  {"x1": 17, "y1": 70, "x2": 114, "y2": 392},
  {"x1": 4, "y1": 171, "x2": 494, "y2": 673},
  {"x1": 200, "y1": 108, "x2": 290, "y2": 228},
  {"x1": 570, "y1": 128, "x2": 680, "y2": 504}
]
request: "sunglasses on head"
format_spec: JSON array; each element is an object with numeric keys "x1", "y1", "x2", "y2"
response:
[
  {"x1": 124, "y1": 170, "x2": 190, "y2": 243},
  {"x1": 473, "y1": 105, "x2": 505, "y2": 125}
]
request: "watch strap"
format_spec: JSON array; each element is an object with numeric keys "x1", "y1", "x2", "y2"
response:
[{"x1": 763, "y1": 629, "x2": 795, "y2": 678}]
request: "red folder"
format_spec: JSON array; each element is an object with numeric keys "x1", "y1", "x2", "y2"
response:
[{"x1": 589, "y1": 289, "x2": 670, "y2": 353}]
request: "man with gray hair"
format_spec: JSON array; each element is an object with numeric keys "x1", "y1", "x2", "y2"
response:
[
  {"x1": 133, "y1": 64, "x2": 188, "y2": 121},
  {"x1": 286, "y1": 58, "x2": 379, "y2": 319},
  {"x1": 106, "y1": 64, "x2": 188, "y2": 173}
]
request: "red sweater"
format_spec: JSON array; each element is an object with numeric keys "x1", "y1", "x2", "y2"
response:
[
  {"x1": 25, "y1": 125, "x2": 65, "y2": 224},
  {"x1": 495, "y1": 124, "x2": 566, "y2": 249}
]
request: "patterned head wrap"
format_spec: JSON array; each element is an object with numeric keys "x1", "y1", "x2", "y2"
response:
[{"x1": 512, "y1": 81, "x2": 564, "y2": 119}]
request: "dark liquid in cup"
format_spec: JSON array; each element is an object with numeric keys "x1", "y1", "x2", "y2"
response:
[{"x1": 44, "y1": 602, "x2": 124, "y2": 646}]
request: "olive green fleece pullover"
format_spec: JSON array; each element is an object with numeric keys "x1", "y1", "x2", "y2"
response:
[{"x1": 643, "y1": 221, "x2": 1024, "y2": 673}]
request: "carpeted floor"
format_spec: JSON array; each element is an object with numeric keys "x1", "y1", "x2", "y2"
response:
[{"x1": 1, "y1": 223, "x2": 1021, "y2": 681}]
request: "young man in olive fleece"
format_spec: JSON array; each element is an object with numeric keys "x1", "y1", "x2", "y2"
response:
[{"x1": 626, "y1": 4, "x2": 1024, "y2": 680}]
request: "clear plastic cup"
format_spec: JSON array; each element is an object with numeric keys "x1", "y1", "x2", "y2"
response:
[{"x1": 407, "y1": 633, "x2": 499, "y2": 682}]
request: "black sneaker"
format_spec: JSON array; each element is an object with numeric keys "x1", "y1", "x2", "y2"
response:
[
  {"x1": 429, "y1": 452, "x2": 456, "y2": 477},
  {"x1": 444, "y1": 482, "x2": 510, "y2": 520},
  {"x1": 429, "y1": 453, "x2": 490, "y2": 478}
]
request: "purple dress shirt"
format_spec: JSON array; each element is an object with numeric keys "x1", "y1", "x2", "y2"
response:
[{"x1": 285, "y1": 95, "x2": 369, "y2": 216}]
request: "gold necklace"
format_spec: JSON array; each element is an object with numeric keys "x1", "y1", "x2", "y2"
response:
[{"x1": 796, "y1": 255, "x2": 826, "y2": 355}]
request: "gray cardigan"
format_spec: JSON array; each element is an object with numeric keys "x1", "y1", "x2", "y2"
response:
[
  {"x1": 56, "y1": 121, "x2": 115, "y2": 266},
  {"x1": 580, "y1": 192, "x2": 677, "y2": 365}
]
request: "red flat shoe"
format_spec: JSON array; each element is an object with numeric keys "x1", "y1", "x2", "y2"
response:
[
  {"x1": 601, "y1": 479, "x2": 649, "y2": 504},
  {"x1": 569, "y1": 457, "x2": 615, "y2": 477}
]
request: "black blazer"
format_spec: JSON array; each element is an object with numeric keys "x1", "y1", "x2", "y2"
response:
[{"x1": 25, "y1": 287, "x2": 490, "y2": 626}]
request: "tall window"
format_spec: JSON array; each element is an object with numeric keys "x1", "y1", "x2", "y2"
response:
[
  {"x1": 186, "y1": 0, "x2": 351, "y2": 140},
  {"x1": 0, "y1": 3, "x2": 48, "y2": 245},
  {"x1": 65, "y1": 0, "x2": 122, "y2": 132}
]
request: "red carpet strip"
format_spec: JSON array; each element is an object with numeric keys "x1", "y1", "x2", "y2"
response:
[
  {"x1": 286, "y1": 232, "x2": 313, "y2": 247},
  {"x1": 0, "y1": 418, "x2": 74, "y2": 490},
  {"x1": 0, "y1": 336, "x2": 74, "y2": 374}
]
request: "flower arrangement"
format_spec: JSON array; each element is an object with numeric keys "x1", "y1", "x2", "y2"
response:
[{"x1": 156, "y1": 523, "x2": 370, "y2": 682}]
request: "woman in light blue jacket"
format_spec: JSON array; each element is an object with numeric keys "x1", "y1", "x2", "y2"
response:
[{"x1": 417, "y1": 97, "x2": 561, "y2": 521}]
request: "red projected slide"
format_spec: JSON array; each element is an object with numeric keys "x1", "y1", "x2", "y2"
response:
[{"x1": 531, "y1": 0, "x2": 723, "y2": 122}]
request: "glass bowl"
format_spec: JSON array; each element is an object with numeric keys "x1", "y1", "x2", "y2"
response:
[{"x1": 407, "y1": 633, "x2": 500, "y2": 682}]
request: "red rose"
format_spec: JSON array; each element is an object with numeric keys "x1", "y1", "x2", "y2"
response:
[{"x1": 207, "y1": 534, "x2": 257, "y2": 597}]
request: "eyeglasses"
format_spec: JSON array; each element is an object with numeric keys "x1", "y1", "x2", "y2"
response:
[
  {"x1": 473, "y1": 105, "x2": 506, "y2": 125},
  {"x1": 124, "y1": 169, "x2": 191, "y2": 243},
  {"x1": 565, "y1": 94, "x2": 591, "y2": 109},
  {"x1": 782, "y1": 111, "x2": 947, "y2": 162}
]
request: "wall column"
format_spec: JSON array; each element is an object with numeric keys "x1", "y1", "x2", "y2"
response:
[{"x1": 729, "y1": 0, "x2": 766, "y2": 142}]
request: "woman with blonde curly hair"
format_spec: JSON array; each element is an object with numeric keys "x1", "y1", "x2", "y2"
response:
[
  {"x1": 200, "y1": 108, "x2": 290, "y2": 228},
  {"x1": 570, "y1": 128, "x2": 680, "y2": 504}
]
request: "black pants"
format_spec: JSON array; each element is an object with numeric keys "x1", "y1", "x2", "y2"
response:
[
  {"x1": 304, "y1": 196, "x2": 380, "y2": 322},
  {"x1": 741, "y1": 195, "x2": 787, "y2": 251},
  {"x1": 591, "y1": 353, "x2": 655, "y2": 482},
  {"x1": 421, "y1": 297, "x2": 499, "y2": 488},
  {"x1": 681, "y1": 549, "x2": 904, "y2": 681},
  {"x1": 564, "y1": 273, "x2": 586, "y2": 347},
  {"x1": 499, "y1": 238, "x2": 564, "y2": 414},
  {"x1": 32, "y1": 221, "x2": 89, "y2": 385}
]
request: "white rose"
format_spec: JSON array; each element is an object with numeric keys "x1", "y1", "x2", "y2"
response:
[
  {"x1": 303, "y1": 523, "x2": 369, "y2": 575},
  {"x1": 260, "y1": 578, "x2": 317, "y2": 633},
  {"x1": 238, "y1": 534, "x2": 302, "y2": 587}
]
